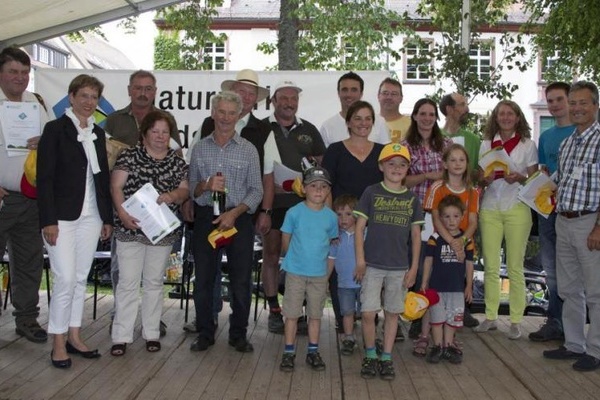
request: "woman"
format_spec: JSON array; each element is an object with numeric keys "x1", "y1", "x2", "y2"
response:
[
  {"x1": 321, "y1": 100, "x2": 384, "y2": 334},
  {"x1": 110, "y1": 110, "x2": 188, "y2": 356},
  {"x1": 37, "y1": 74, "x2": 113, "y2": 369},
  {"x1": 401, "y1": 98, "x2": 453, "y2": 204},
  {"x1": 322, "y1": 100, "x2": 384, "y2": 200},
  {"x1": 474, "y1": 100, "x2": 537, "y2": 340}
]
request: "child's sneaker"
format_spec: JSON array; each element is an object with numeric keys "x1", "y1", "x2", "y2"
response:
[
  {"x1": 426, "y1": 345, "x2": 443, "y2": 364},
  {"x1": 280, "y1": 353, "x2": 295, "y2": 372},
  {"x1": 340, "y1": 339, "x2": 356, "y2": 356},
  {"x1": 306, "y1": 352, "x2": 326, "y2": 371},
  {"x1": 378, "y1": 359, "x2": 395, "y2": 380},
  {"x1": 442, "y1": 346, "x2": 463, "y2": 364},
  {"x1": 360, "y1": 357, "x2": 378, "y2": 379}
]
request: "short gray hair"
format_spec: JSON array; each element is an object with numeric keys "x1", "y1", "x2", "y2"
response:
[
  {"x1": 211, "y1": 91, "x2": 243, "y2": 114},
  {"x1": 570, "y1": 81, "x2": 599, "y2": 105}
]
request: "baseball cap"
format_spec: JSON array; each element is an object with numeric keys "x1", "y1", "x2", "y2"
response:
[
  {"x1": 378, "y1": 143, "x2": 411, "y2": 163},
  {"x1": 271, "y1": 80, "x2": 303, "y2": 98},
  {"x1": 303, "y1": 166, "x2": 331, "y2": 185},
  {"x1": 400, "y1": 291, "x2": 430, "y2": 321}
]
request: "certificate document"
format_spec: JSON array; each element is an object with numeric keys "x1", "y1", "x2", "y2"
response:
[
  {"x1": 122, "y1": 183, "x2": 181, "y2": 244},
  {"x1": 0, "y1": 101, "x2": 41, "y2": 156}
]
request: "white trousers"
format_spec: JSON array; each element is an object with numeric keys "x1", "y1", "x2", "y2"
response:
[
  {"x1": 45, "y1": 214, "x2": 102, "y2": 334},
  {"x1": 112, "y1": 240, "x2": 170, "y2": 343}
]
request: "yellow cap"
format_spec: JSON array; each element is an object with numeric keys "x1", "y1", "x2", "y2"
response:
[{"x1": 379, "y1": 143, "x2": 411, "y2": 163}]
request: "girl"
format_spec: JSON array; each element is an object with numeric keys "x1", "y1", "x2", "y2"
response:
[{"x1": 412, "y1": 144, "x2": 480, "y2": 357}]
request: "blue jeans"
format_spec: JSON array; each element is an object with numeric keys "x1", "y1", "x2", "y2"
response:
[{"x1": 538, "y1": 212, "x2": 562, "y2": 325}]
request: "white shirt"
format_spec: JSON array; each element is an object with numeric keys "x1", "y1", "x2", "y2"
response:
[
  {"x1": 319, "y1": 112, "x2": 389, "y2": 147},
  {"x1": 479, "y1": 134, "x2": 538, "y2": 211}
]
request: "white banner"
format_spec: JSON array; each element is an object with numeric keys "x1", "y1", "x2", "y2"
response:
[{"x1": 34, "y1": 69, "x2": 389, "y2": 150}]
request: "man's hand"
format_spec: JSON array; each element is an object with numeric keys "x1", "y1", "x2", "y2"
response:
[
  {"x1": 404, "y1": 268, "x2": 417, "y2": 289},
  {"x1": 587, "y1": 225, "x2": 600, "y2": 251},
  {"x1": 26, "y1": 136, "x2": 40, "y2": 150},
  {"x1": 213, "y1": 210, "x2": 237, "y2": 231},
  {"x1": 255, "y1": 212, "x2": 271, "y2": 235},
  {"x1": 100, "y1": 224, "x2": 113, "y2": 241},
  {"x1": 353, "y1": 261, "x2": 367, "y2": 283}
]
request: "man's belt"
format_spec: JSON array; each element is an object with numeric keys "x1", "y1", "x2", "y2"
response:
[{"x1": 558, "y1": 210, "x2": 597, "y2": 219}]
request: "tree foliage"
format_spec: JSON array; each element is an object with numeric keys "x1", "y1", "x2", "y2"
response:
[
  {"x1": 258, "y1": 0, "x2": 410, "y2": 71},
  {"x1": 523, "y1": 0, "x2": 600, "y2": 82},
  {"x1": 156, "y1": 0, "x2": 227, "y2": 70},
  {"x1": 412, "y1": 0, "x2": 533, "y2": 102}
]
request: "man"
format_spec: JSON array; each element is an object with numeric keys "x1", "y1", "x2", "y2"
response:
[
  {"x1": 262, "y1": 80, "x2": 326, "y2": 333},
  {"x1": 104, "y1": 70, "x2": 180, "y2": 337},
  {"x1": 189, "y1": 91, "x2": 263, "y2": 353},
  {"x1": 529, "y1": 82, "x2": 573, "y2": 342},
  {"x1": 377, "y1": 77, "x2": 411, "y2": 142},
  {"x1": 190, "y1": 69, "x2": 282, "y2": 333},
  {"x1": 0, "y1": 47, "x2": 51, "y2": 343},
  {"x1": 105, "y1": 70, "x2": 180, "y2": 147},
  {"x1": 543, "y1": 81, "x2": 600, "y2": 372},
  {"x1": 320, "y1": 72, "x2": 388, "y2": 147},
  {"x1": 439, "y1": 93, "x2": 481, "y2": 178},
  {"x1": 438, "y1": 92, "x2": 482, "y2": 329}
]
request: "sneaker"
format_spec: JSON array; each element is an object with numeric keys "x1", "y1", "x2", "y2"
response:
[
  {"x1": 443, "y1": 346, "x2": 463, "y2": 364},
  {"x1": 395, "y1": 323, "x2": 405, "y2": 342},
  {"x1": 408, "y1": 319, "x2": 422, "y2": 340},
  {"x1": 507, "y1": 323, "x2": 522, "y2": 340},
  {"x1": 463, "y1": 309, "x2": 480, "y2": 328},
  {"x1": 472, "y1": 319, "x2": 497, "y2": 333},
  {"x1": 378, "y1": 359, "x2": 395, "y2": 380},
  {"x1": 306, "y1": 352, "x2": 326, "y2": 371},
  {"x1": 190, "y1": 336, "x2": 214, "y2": 352},
  {"x1": 572, "y1": 355, "x2": 600, "y2": 372},
  {"x1": 340, "y1": 339, "x2": 356, "y2": 356},
  {"x1": 268, "y1": 311, "x2": 284, "y2": 334},
  {"x1": 543, "y1": 346, "x2": 585, "y2": 360},
  {"x1": 280, "y1": 352, "x2": 295, "y2": 372},
  {"x1": 360, "y1": 357, "x2": 378, "y2": 379},
  {"x1": 528, "y1": 319, "x2": 564, "y2": 342},
  {"x1": 426, "y1": 345, "x2": 443, "y2": 364},
  {"x1": 183, "y1": 319, "x2": 198, "y2": 333}
]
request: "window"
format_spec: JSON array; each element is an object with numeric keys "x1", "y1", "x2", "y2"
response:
[
  {"x1": 32, "y1": 43, "x2": 68, "y2": 68},
  {"x1": 540, "y1": 50, "x2": 569, "y2": 82},
  {"x1": 469, "y1": 42, "x2": 492, "y2": 79},
  {"x1": 405, "y1": 40, "x2": 432, "y2": 81},
  {"x1": 540, "y1": 115, "x2": 555, "y2": 133},
  {"x1": 203, "y1": 42, "x2": 226, "y2": 70}
]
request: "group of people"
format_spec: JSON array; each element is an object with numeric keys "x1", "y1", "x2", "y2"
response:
[{"x1": 1, "y1": 44, "x2": 600, "y2": 379}]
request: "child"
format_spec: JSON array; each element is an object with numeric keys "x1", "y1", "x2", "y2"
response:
[
  {"x1": 421, "y1": 194, "x2": 474, "y2": 364},
  {"x1": 279, "y1": 166, "x2": 339, "y2": 372},
  {"x1": 413, "y1": 144, "x2": 480, "y2": 356},
  {"x1": 328, "y1": 194, "x2": 360, "y2": 356},
  {"x1": 355, "y1": 143, "x2": 424, "y2": 380}
]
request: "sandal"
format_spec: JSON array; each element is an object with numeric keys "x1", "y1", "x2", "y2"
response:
[
  {"x1": 146, "y1": 340, "x2": 161, "y2": 352},
  {"x1": 111, "y1": 343, "x2": 127, "y2": 356},
  {"x1": 412, "y1": 335, "x2": 429, "y2": 357}
]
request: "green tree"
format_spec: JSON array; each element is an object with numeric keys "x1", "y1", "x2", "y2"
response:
[
  {"x1": 257, "y1": 0, "x2": 409, "y2": 71},
  {"x1": 523, "y1": 0, "x2": 600, "y2": 82},
  {"x1": 155, "y1": 0, "x2": 227, "y2": 70},
  {"x1": 412, "y1": 0, "x2": 533, "y2": 102}
]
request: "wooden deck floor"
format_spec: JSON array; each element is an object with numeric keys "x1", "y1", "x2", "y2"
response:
[{"x1": 0, "y1": 291, "x2": 599, "y2": 400}]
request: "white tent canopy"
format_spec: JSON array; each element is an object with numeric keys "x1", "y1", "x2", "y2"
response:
[{"x1": 0, "y1": 0, "x2": 183, "y2": 49}]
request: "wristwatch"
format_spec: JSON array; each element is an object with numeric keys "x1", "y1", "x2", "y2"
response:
[{"x1": 260, "y1": 208, "x2": 273, "y2": 216}]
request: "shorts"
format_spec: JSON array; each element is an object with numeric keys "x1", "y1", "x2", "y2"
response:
[
  {"x1": 282, "y1": 272, "x2": 328, "y2": 319},
  {"x1": 360, "y1": 267, "x2": 407, "y2": 314},
  {"x1": 429, "y1": 292, "x2": 464, "y2": 328},
  {"x1": 338, "y1": 287, "x2": 361, "y2": 316}
]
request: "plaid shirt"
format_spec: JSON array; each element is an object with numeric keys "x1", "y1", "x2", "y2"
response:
[
  {"x1": 189, "y1": 132, "x2": 263, "y2": 213},
  {"x1": 556, "y1": 121, "x2": 600, "y2": 213},
  {"x1": 401, "y1": 137, "x2": 453, "y2": 203}
]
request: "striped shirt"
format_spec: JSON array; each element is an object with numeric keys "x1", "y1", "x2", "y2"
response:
[
  {"x1": 556, "y1": 121, "x2": 600, "y2": 213},
  {"x1": 189, "y1": 132, "x2": 263, "y2": 213}
]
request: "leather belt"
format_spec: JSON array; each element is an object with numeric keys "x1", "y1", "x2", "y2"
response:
[{"x1": 558, "y1": 210, "x2": 597, "y2": 219}]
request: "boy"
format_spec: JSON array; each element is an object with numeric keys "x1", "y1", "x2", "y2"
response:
[
  {"x1": 279, "y1": 166, "x2": 339, "y2": 372},
  {"x1": 355, "y1": 143, "x2": 424, "y2": 380},
  {"x1": 421, "y1": 194, "x2": 474, "y2": 364},
  {"x1": 328, "y1": 194, "x2": 360, "y2": 355}
]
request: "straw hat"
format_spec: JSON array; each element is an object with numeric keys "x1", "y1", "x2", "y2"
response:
[{"x1": 221, "y1": 69, "x2": 270, "y2": 102}]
